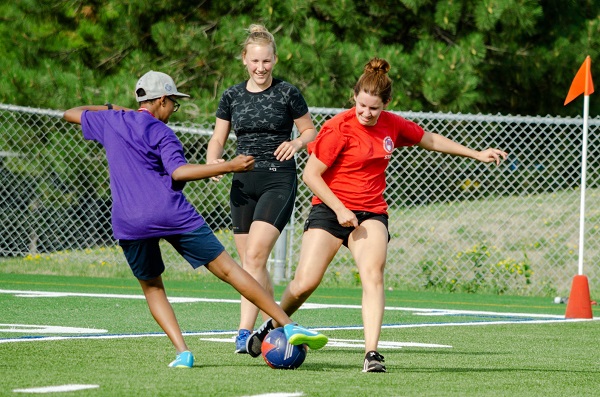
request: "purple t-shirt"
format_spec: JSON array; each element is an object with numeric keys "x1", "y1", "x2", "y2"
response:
[{"x1": 81, "y1": 110, "x2": 205, "y2": 239}]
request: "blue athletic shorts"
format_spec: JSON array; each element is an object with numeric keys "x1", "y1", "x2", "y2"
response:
[
  {"x1": 303, "y1": 204, "x2": 389, "y2": 247},
  {"x1": 118, "y1": 223, "x2": 225, "y2": 280}
]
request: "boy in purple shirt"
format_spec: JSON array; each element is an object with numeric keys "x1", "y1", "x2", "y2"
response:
[{"x1": 63, "y1": 71, "x2": 328, "y2": 368}]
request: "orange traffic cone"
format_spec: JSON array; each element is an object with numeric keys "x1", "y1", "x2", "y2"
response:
[{"x1": 565, "y1": 275, "x2": 593, "y2": 319}]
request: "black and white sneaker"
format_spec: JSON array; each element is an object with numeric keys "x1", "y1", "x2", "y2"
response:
[
  {"x1": 363, "y1": 350, "x2": 386, "y2": 372},
  {"x1": 246, "y1": 318, "x2": 275, "y2": 358}
]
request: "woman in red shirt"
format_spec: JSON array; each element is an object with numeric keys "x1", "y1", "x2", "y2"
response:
[{"x1": 250, "y1": 57, "x2": 507, "y2": 372}]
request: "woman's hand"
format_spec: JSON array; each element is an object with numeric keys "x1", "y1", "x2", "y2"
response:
[
  {"x1": 274, "y1": 139, "x2": 303, "y2": 161},
  {"x1": 476, "y1": 148, "x2": 508, "y2": 165},
  {"x1": 336, "y1": 207, "x2": 359, "y2": 228}
]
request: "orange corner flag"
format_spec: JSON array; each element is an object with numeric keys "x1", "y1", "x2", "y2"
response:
[{"x1": 564, "y1": 56, "x2": 595, "y2": 105}]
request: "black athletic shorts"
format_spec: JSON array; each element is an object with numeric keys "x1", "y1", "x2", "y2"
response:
[
  {"x1": 230, "y1": 170, "x2": 297, "y2": 234},
  {"x1": 303, "y1": 204, "x2": 389, "y2": 247}
]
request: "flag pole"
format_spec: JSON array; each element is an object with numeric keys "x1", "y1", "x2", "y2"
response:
[
  {"x1": 564, "y1": 55, "x2": 594, "y2": 276},
  {"x1": 577, "y1": 92, "x2": 590, "y2": 275},
  {"x1": 564, "y1": 56, "x2": 594, "y2": 319}
]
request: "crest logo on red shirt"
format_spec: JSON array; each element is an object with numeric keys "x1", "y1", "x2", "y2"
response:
[{"x1": 383, "y1": 136, "x2": 394, "y2": 153}]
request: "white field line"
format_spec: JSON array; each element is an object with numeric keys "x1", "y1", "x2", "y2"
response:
[
  {"x1": 0, "y1": 289, "x2": 574, "y2": 318},
  {"x1": 241, "y1": 393, "x2": 303, "y2": 397},
  {"x1": 1, "y1": 288, "x2": 597, "y2": 346},
  {"x1": 0, "y1": 289, "x2": 238, "y2": 304},
  {"x1": 199, "y1": 337, "x2": 453, "y2": 349},
  {"x1": 13, "y1": 384, "x2": 99, "y2": 393},
  {"x1": 0, "y1": 324, "x2": 107, "y2": 334},
  {"x1": 1, "y1": 315, "x2": 593, "y2": 345},
  {"x1": 0, "y1": 330, "x2": 233, "y2": 344}
]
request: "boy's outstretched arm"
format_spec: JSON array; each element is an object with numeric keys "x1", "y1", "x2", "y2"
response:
[
  {"x1": 171, "y1": 154, "x2": 254, "y2": 182},
  {"x1": 63, "y1": 105, "x2": 131, "y2": 124}
]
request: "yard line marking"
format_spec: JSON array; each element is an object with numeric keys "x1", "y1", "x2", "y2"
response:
[
  {"x1": 302, "y1": 302, "x2": 568, "y2": 319},
  {"x1": 13, "y1": 384, "x2": 99, "y2": 393},
  {"x1": 0, "y1": 289, "x2": 577, "y2": 319},
  {"x1": 1, "y1": 317, "x2": 594, "y2": 345},
  {"x1": 313, "y1": 317, "x2": 598, "y2": 332},
  {"x1": 241, "y1": 393, "x2": 303, "y2": 397},
  {"x1": 0, "y1": 330, "x2": 236, "y2": 344},
  {"x1": 2, "y1": 288, "x2": 597, "y2": 346},
  {"x1": 0, "y1": 289, "x2": 239, "y2": 304},
  {"x1": 0, "y1": 324, "x2": 106, "y2": 334},
  {"x1": 198, "y1": 337, "x2": 452, "y2": 349}
]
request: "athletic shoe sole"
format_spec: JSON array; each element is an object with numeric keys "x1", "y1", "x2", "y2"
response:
[
  {"x1": 246, "y1": 319, "x2": 274, "y2": 358},
  {"x1": 362, "y1": 350, "x2": 386, "y2": 372},
  {"x1": 284, "y1": 324, "x2": 328, "y2": 350}
]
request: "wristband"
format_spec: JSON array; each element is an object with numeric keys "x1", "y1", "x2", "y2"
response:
[{"x1": 104, "y1": 103, "x2": 113, "y2": 110}]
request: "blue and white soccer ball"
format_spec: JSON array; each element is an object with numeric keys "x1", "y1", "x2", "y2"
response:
[{"x1": 261, "y1": 327, "x2": 307, "y2": 370}]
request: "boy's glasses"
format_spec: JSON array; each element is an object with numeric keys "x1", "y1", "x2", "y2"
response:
[{"x1": 168, "y1": 97, "x2": 180, "y2": 112}]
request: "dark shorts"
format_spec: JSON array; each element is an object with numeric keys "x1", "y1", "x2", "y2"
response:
[
  {"x1": 303, "y1": 204, "x2": 389, "y2": 247},
  {"x1": 118, "y1": 223, "x2": 225, "y2": 281},
  {"x1": 230, "y1": 171, "x2": 297, "y2": 233}
]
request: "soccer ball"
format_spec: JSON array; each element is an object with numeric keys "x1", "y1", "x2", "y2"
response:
[{"x1": 261, "y1": 327, "x2": 307, "y2": 370}]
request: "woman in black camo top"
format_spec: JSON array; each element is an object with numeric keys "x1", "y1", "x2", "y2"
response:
[{"x1": 207, "y1": 24, "x2": 317, "y2": 354}]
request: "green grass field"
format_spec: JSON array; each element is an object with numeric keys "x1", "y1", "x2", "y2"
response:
[{"x1": 1, "y1": 272, "x2": 598, "y2": 396}]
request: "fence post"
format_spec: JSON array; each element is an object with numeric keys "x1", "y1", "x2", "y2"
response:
[{"x1": 272, "y1": 227, "x2": 287, "y2": 284}]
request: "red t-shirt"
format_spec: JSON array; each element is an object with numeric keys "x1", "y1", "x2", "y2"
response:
[{"x1": 307, "y1": 108, "x2": 424, "y2": 214}]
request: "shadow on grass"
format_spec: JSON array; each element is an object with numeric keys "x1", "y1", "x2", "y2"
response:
[
  {"x1": 400, "y1": 367, "x2": 600, "y2": 374},
  {"x1": 401, "y1": 349, "x2": 506, "y2": 356}
]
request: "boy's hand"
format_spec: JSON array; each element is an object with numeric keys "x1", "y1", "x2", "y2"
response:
[
  {"x1": 209, "y1": 159, "x2": 225, "y2": 182},
  {"x1": 230, "y1": 154, "x2": 255, "y2": 172}
]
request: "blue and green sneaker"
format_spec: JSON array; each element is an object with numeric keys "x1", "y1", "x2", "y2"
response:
[
  {"x1": 284, "y1": 323, "x2": 328, "y2": 350},
  {"x1": 168, "y1": 351, "x2": 194, "y2": 368}
]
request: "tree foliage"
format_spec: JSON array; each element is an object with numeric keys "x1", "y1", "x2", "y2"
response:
[{"x1": 1, "y1": 0, "x2": 598, "y2": 119}]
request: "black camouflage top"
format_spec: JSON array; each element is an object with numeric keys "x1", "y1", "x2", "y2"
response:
[{"x1": 216, "y1": 78, "x2": 309, "y2": 172}]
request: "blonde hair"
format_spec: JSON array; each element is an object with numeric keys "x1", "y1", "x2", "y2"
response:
[
  {"x1": 353, "y1": 58, "x2": 393, "y2": 104},
  {"x1": 241, "y1": 24, "x2": 277, "y2": 58}
]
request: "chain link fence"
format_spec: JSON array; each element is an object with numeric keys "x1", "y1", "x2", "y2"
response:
[{"x1": 2, "y1": 103, "x2": 599, "y2": 296}]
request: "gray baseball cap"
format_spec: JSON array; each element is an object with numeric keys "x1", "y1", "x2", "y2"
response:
[{"x1": 135, "y1": 71, "x2": 190, "y2": 102}]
